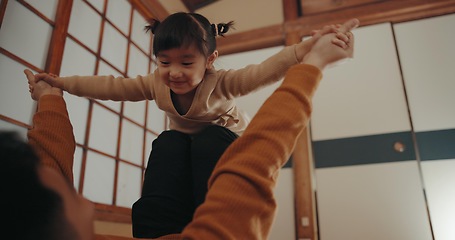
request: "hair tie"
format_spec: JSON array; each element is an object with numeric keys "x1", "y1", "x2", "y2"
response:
[{"x1": 211, "y1": 21, "x2": 234, "y2": 37}]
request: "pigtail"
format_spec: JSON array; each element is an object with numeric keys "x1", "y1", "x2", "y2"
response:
[
  {"x1": 211, "y1": 21, "x2": 235, "y2": 37},
  {"x1": 144, "y1": 18, "x2": 161, "y2": 34}
]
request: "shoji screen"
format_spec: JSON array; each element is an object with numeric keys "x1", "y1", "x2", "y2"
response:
[
  {"x1": 394, "y1": 14, "x2": 455, "y2": 240},
  {"x1": 0, "y1": 0, "x2": 166, "y2": 213},
  {"x1": 218, "y1": 46, "x2": 296, "y2": 240},
  {"x1": 60, "y1": 0, "x2": 165, "y2": 209},
  {"x1": 1, "y1": 0, "x2": 58, "y2": 138},
  {"x1": 310, "y1": 23, "x2": 433, "y2": 240}
]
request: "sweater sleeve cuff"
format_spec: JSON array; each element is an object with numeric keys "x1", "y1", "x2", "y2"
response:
[
  {"x1": 284, "y1": 64, "x2": 323, "y2": 97},
  {"x1": 38, "y1": 95, "x2": 67, "y2": 114}
]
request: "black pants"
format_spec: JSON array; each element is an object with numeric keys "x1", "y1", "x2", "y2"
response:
[{"x1": 131, "y1": 125, "x2": 238, "y2": 238}]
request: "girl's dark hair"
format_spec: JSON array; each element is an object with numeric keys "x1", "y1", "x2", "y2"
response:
[{"x1": 145, "y1": 12, "x2": 234, "y2": 57}]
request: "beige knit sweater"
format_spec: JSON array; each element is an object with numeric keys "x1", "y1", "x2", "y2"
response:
[{"x1": 59, "y1": 45, "x2": 300, "y2": 135}]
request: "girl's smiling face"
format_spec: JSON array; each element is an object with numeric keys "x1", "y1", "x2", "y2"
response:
[{"x1": 157, "y1": 43, "x2": 218, "y2": 96}]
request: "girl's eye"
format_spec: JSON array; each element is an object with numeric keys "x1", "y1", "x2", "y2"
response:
[
  {"x1": 160, "y1": 61, "x2": 170, "y2": 65},
  {"x1": 182, "y1": 62, "x2": 193, "y2": 66}
]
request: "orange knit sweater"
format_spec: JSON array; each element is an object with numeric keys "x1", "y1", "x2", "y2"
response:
[
  {"x1": 28, "y1": 94, "x2": 76, "y2": 185},
  {"x1": 27, "y1": 64, "x2": 321, "y2": 240}
]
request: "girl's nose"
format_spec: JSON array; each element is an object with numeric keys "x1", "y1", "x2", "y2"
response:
[{"x1": 169, "y1": 67, "x2": 182, "y2": 79}]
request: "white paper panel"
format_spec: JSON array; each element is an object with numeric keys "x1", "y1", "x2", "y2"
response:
[
  {"x1": 106, "y1": 0, "x2": 131, "y2": 35},
  {"x1": 124, "y1": 101, "x2": 146, "y2": 125},
  {"x1": 0, "y1": 0, "x2": 52, "y2": 69},
  {"x1": 61, "y1": 38, "x2": 97, "y2": 76},
  {"x1": 124, "y1": 45, "x2": 149, "y2": 125},
  {"x1": 421, "y1": 159, "x2": 455, "y2": 240},
  {"x1": 315, "y1": 162, "x2": 431, "y2": 240},
  {"x1": 101, "y1": 23, "x2": 128, "y2": 72},
  {"x1": 97, "y1": 61, "x2": 122, "y2": 112},
  {"x1": 131, "y1": 10, "x2": 151, "y2": 53},
  {"x1": 217, "y1": 46, "x2": 284, "y2": 118},
  {"x1": 24, "y1": 0, "x2": 58, "y2": 20},
  {"x1": 86, "y1": 0, "x2": 104, "y2": 13},
  {"x1": 0, "y1": 120, "x2": 28, "y2": 141},
  {"x1": 0, "y1": 56, "x2": 35, "y2": 124},
  {"x1": 144, "y1": 132, "x2": 157, "y2": 166},
  {"x1": 393, "y1": 14, "x2": 455, "y2": 132},
  {"x1": 89, "y1": 104, "x2": 119, "y2": 156},
  {"x1": 116, "y1": 162, "x2": 142, "y2": 208},
  {"x1": 311, "y1": 23, "x2": 411, "y2": 141},
  {"x1": 268, "y1": 168, "x2": 296, "y2": 240},
  {"x1": 128, "y1": 44, "x2": 149, "y2": 77},
  {"x1": 73, "y1": 146, "x2": 84, "y2": 191},
  {"x1": 120, "y1": 120, "x2": 144, "y2": 165},
  {"x1": 68, "y1": 0, "x2": 102, "y2": 52},
  {"x1": 147, "y1": 102, "x2": 165, "y2": 134},
  {"x1": 83, "y1": 150, "x2": 115, "y2": 204},
  {"x1": 63, "y1": 94, "x2": 89, "y2": 145},
  {"x1": 60, "y1": 38, "x2": 95, "y2": 144}
]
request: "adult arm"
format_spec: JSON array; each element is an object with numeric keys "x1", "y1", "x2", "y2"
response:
[
  {"x1": 182, "y1": 64, "x2": 322, "y2": 239},
  {"x1": 27, "y1": 94, "x2": 76, "y2": 184}
]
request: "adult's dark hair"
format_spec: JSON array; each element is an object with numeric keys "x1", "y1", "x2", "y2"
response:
[
  {"x1": 0, "y1": 131, "x2": 77, "y2": 240},
  {"x1": 145, "y1": 12, "x2": 234, "y2": 57}
]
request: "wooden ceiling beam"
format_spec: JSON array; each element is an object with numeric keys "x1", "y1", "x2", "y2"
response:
[
  {"x1": 217, "y1": 0, "x2": 455, "y2": 55},
  {"x1": 216, "y1": 24, "x2": 285, "y2": 55},
  {"x1": 286, "y1": 0, "x2": 455, "y2": 37},
  {"x1": 130, "y1": 0, "x2": 169, "y2": 21},
  {"x1": 282, "y1": 0, "x2": 300, "y2": 21}
]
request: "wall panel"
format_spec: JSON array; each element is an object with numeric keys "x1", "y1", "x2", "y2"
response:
[
  {"x1": 311, "y1": 23, "x2": 432, "y2": 240},
  {"x1": 394, "y1": 13, "x2": 455, "y2": 240}
]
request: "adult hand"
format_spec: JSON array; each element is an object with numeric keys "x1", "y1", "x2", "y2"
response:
[
  {"x1": 24, "y1": 69, "x2": 63, "y2": 100},
  {"x1": 303, "y1": 18, "x2": 359, "y2": 70}
]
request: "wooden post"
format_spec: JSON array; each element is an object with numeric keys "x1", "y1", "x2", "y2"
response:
[
  {"x1": 284, "y1": 29, "x2": 318, "y2": 240},
  {"x1": 45, "y1": 0, "x2": 73, "y2": 75},
  {"x1": 292, "y1": 128, "x2": 318, "y2": 240}
]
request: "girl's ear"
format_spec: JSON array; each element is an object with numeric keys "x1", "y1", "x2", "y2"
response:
[{"x1": 206, "y1": 50, "x2": 219, "y2": 69}]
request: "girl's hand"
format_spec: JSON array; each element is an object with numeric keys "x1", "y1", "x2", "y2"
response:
[
  {"x1": 24, "y1": 69, "x2": 63, "y2": 100},
  {"x1": 35, "y1": 72, "x2": 65, "y2": 89}
]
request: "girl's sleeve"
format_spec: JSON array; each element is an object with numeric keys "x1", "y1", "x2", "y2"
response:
[
  {"x1": 60, "y1": 73, "x2": 156, "y2": 101},
  {"x1": 182, "y1": 64, "x2": 322, "y2": 239},
  {"x1": 216, "y1": 45, "x2": 300, "y2": 98}
]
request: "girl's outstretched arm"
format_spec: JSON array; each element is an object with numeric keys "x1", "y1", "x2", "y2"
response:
[{"x1": 34, "y1": 72, "x2": 65, "y2": 89}]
